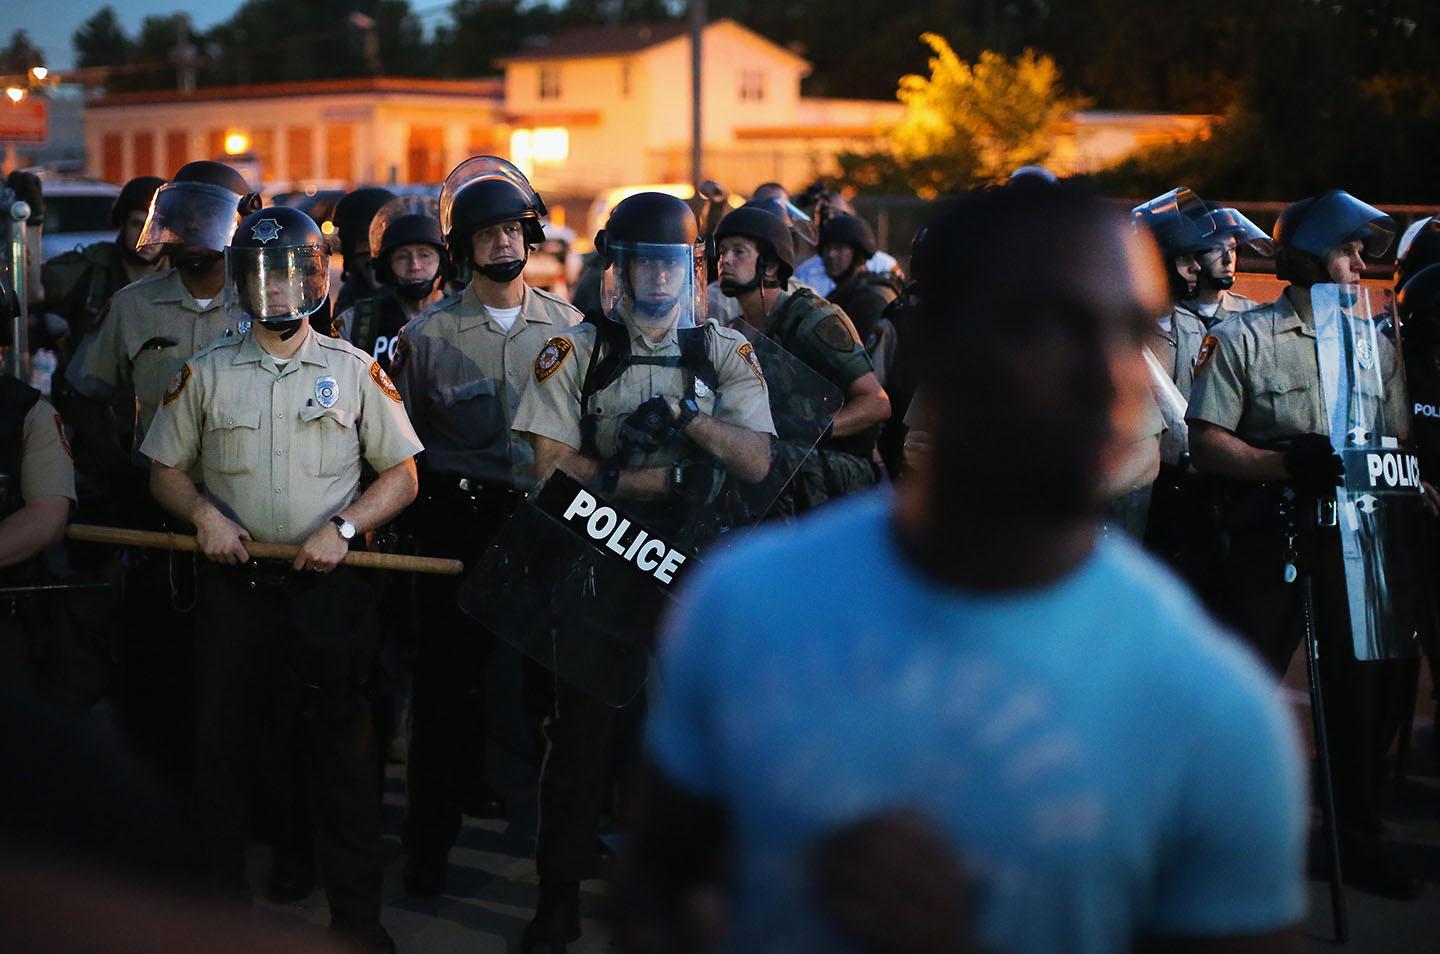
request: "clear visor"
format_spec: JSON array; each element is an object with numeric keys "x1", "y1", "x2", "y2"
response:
[
  {"x1": 1396, "y1": 216, "x2": 1437, "y2": 264},
  {"x1": 440, "y1": 156, "x2": 544, "y2": 234},
  {"x1": 368, "y1": 194, "x2": 441, "y2": 259},
  {"x1": 224, "y1": 245, "x2": 330, "y2": 321},
  {"x1": 1203, "y1": 207, "x2": 1274, "y2": 256},
  {"x1": 1131, "y1": 186, "x2": 1203, "y2": 221},
  {"x1": 137, "y1": 181, "x2": 243, "y2": 251},
  {"x1": 601, "y1": 240, "x2": 707, "y2": 331}
]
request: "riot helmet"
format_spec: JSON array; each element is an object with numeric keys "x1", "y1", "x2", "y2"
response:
[
  {"x1": 376, "y1": 214, "x2": 447, "y2": 301},
  {"x1": 111, "y1": 175, "x2": 166, "y2": 228},
  {"x1": 1273, "y1": 190, "x2": 1394, "y2": 285},
  {"x1": 596, "y1": 192, "x2": 705, "y2": 330},
  {"x1": 818, "y1": 212, "x2": 879, "y2": 282},
  {"x1": 1132, "y1": 189, "x2": 1210, "y2": 300},
  {"x1": 1007, "y1": 164, "x2": 1059, "y2": 185},
  {"x1": 1398, "y1": 262, "x2": 1440, "y2": 338},
  {"x1": 1394, "y1": 216, "x2": 1440, "y2": 292},
  {"x1": 137, "y1": 160, "x2": 257, "y2": 260},
  {"x1": 1196, "y1": 205, "x2": 1273, "y2": 256},
  {"x1": 714, "y1": 205, "x2": 797, "y2": 296},
  {"x1": 440, "y1": 157, "x2": 546, "y2": 281},
  {"x1": 1188, "y1": 204, "x2": 1270, "y2": 293},
  {"x1": 747, "y1": 195, "x2": 819, "y2": 252},
  {"x1": 226, "y1": 207, "x2": 329, "y2": 339},
  {"x1": 333, "y1": 187, "x2": 397, "y2": 255}
]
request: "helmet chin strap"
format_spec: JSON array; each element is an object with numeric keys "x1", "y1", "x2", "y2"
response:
[
  {"x1": 259, "y1": 318, "x2": 305, "y2": 341},
  {"x1": 475, "y1": 249, "x2": 528, "y2": 284}
]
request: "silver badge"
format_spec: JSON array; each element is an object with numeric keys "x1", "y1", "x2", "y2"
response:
[
  {"x1": 251, "y1": 218, "x2": 284, "y2": 244},
  {"x1": 316, "y1": 375, "x2": 339, "y2": 408},
  {"x1": 693, "y1": 378, "x2": 711, "y2": 399},
  {"x1": 1354, "y1": 335, "x2": 1375, "y2": 370}
]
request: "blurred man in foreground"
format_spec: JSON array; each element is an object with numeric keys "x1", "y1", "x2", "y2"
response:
[{"x1": 617, "y1": 183, "x2": 1306, "y2": 954}]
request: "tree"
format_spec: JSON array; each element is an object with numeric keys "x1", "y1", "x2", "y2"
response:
[
  {"x1": 842, "y1": 35, "x2": 1087, "y2": 197},
  {"x1": 0, "y1": 30, "x2": 45, "y2": 75},
  {"x1": 72, "y1": 7, "x2": 132, "y2": 71}
]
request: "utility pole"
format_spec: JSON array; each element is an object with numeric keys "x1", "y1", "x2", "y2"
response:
[
  {"x1": 172, "y1": 15, "x2": 197, "y2": 93},
  {"x1": 689, "y1": 0, "x2": 705, "y2": 191}
]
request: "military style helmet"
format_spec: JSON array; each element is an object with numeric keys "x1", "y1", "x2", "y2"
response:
[
  {"x1": 137, "y1": 160, "x2": 257, "y2": 251},
  {"x1": 111, "y1": 175, "x2": 166, "y2": 228},
  {"x1": 1394, "y1": 216, "x2": 1440, "y2": 292},
  {"x1": 440, "y1": 157, "x2": 547, "y2": 266},
  {"x1": 714, "y1": 205, "x2": 797, "y2": 282},
  {"x1": 366, "y1": 195, "x2": 444, "y2": 286},
  {"x1": 818, "y1": 213, "x2": 879, "y2": 261},
  {"x1": 226, "y1": 207, "x2": 329, "y2": 323},
  {"x1": 596, "y1": 191, "x2": 705, "y2": 327},
  {"x1": 1273, "y1": 190, "x2": 1394, "y2": 284},
  {"x1": 333, "y1": 187, "x2": 397, "y2": 253}
]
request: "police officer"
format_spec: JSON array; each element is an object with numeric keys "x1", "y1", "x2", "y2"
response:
[
  {"x1": 0, "y1": 277, "x2": 77, "y2": 696},
  {"x1": 1176, "y1": 203, "x2": 1268, "y2": 329},
  {"x1": 818, "y1": 213, "x2": 900, "y2": 341},
  {"x1": 392, "y1": 157, "x2": 582, "y2": 897},
  {"x1": 332, "y1": 187, "x2": 397, "y2": 316},
  {"x1": 1188, "y1": 190, "x2": 1421, "y2": 899},
  {"x1": 509, "y1": 191, "x2": 773, "y2": 953},
  {"x1": 712, "y1": 204, "x2": 890, "y2": 516},
  {"x1": 141, "y1": 206, "x2": 422, "y2": 952},
  {"x1": 336, "y1": 205, "x2": 448, "y2": 373}
]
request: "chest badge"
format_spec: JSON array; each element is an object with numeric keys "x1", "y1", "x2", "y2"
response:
[
  {"x1": 316, "y1": 375, "x2": 339, "y2": 408},
  {"x1": 693, "y1": 378, "x2": 711, "y2": 399},
  {"x1": 1354, "y1": 335, "x2": 1375, "y2": 371}
]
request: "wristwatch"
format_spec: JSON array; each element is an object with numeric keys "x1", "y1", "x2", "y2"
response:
[
  {"x1": 330, "y1": 515, "x2": 357, "y2": 541},
  {"x1": 673, "y1": 396, "x2": 701, "y2": 432}
]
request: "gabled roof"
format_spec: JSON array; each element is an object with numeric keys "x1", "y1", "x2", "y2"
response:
[{"x1": 497, "y1": 18, "x2": 810, "y2": 68}]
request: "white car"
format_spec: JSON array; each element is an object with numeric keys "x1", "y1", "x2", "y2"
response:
[{"x1": 35, "y1": 177, "x2": 121, "y2": 262}]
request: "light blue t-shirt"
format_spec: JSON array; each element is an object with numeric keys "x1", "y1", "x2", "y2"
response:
[{"x1": 650, "y1": 493, "x2": 1306, "y2": 954}]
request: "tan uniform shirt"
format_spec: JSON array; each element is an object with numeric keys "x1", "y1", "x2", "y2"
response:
[
  {"x1": 512, "y1": 319, "x2": 775, "y2": 470},
  {"x1": 65, "y1": 268, "x2": 245, "y2": 451},
  {"x1": 1176, "y1": 289, "x2": 1260, "y2": 330},
  {"x1": 1150, "y1": 307, "x2": 1209, "y2": 402},
  {"x1": 140, "y1": 327, "x2": 423, "y2": 546},
  {"x1": 394, "y1": 282, "x2": 581, "y2": 487},
  {"x1": 20, "y1": 400, "x2": 77, "y2": 503},
  {"x1": 1187, "y1": 286, "x2": 1407, "y2": 445}
]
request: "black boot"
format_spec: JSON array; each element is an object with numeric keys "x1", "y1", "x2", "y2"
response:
[{"x1": 521, "y1": 882, "x2": 581, "y2": 954}]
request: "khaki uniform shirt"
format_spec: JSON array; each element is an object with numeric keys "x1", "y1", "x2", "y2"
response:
[
  {"x1": 1150, "y1": 307, "x2": 1209, "y2": 402},
  {"x1": 65, "y1": 268, "x2": 245, "y2": 452},
  {"x1": 19, "y1": 400, "x2": 77, "y2": 503},
  {"x1": 1176, "y1": 289, "x2": 1260, "y2": 331},
  {"x1": 395, "y1": 283, "x2": 581, "y2": 487},
  {"x1": 1187, "y1": 286, "x2": 1406, "y2": 446},
  {"x1": 512, "y1": 319, "x2": 775, "y2": 470},
  {"x1": 140, "y1": 327, "x2": 423, "y2": 546}
]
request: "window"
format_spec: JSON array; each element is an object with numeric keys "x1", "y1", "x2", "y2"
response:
[
  {"x1": 252, "y1": 128, "x2": 276, "y2": 178},
  {"x1": 740, "y1": 69, "x2": 765, "y2": 102},
  {"x1": 100, "y1": 132, "x2": 123, "y2": 183},
  {"x1": 539, "y1": 66, "x2": 561, "y2": 100},
  {"x1": 132, "y1": 130, "x2": 156, "y2": 177},
  {"x1": 406, "y1": 126, "x2": 445, "y2": 183},
  {"x1": 164, "y1": 130, "x2": 188, "y2": 175},
  {"x1": 206, "y1": 129, "x2": 225, "y2": 160},
  {"x1": 287, "y1": 126, "x2": 315, "y2": 181},
  {"x1": 511, "y1": 127, "x2": 569, "y2": 178},
  {"x1": 325, "y1": 124, "x2": 354, "y2": 181}
]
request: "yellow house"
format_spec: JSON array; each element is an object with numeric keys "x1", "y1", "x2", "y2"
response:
[{"x1": 83, "y1": 77, "x2": 506, "y2": 189}]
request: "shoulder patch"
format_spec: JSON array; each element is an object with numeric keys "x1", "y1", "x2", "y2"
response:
[
  {"x1": 736, "y1": 342, "x2": 765, "y2": 383},
  {"x1": 535, "y1": 337, "x2": 574, "y2": 383},
  {"x1": 1194, "y1": 334, "x2": 1220, "y2": 374},
  {"x1": 162, "y1": 363, "x2": 191, "y2": 406},
  {"x1": 54, "y1": 413, "x2": 73, "y2": 461},
  {"x1": 390, "y1": 333, "x2": 412, "y2": 377},
  {"x1": 813, "y1": 313, "x2": 858, "y2": 352},
  {"x1": 370, "y1": 361, "x2": 403, "y2": 404}
]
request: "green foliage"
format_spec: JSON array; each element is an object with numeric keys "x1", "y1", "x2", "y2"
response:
[
  {"x1": 0, "y1": 30, "x2": 45, "y2": 75},
  {"x1": 72, "y1": 8, "x2": 131, "y2": 71}
]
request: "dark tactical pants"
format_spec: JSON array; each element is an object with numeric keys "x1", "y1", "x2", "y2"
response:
[
  {"x1": 1214, "y1": 522, "x2": 1418, "y2": 850},
  {"x1": 534, "y1": 671, "x2": 620, "y2": 885},
  {"x1": 193, "y1": 561, "x2": 383, "y2": 933},
  {"x1": 772, "y1": 444, "x2": 880, "y2": 518},
  {"x1": 402, "y1": 480, "x2": 518, "y2": 864}
]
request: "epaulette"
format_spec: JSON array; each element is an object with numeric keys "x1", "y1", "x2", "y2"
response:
[
  {"x1": 190, "y1": 333, "x2": 245, "y2": 363},
  {"x1": 531, "y1": 286, "x2": 584, "y2": 315},
  {"x1": 315, "y1": 333, "x2": 374, "y2": 365}
]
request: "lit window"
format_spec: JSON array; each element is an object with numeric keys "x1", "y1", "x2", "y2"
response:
[
  {"x1": 740, "y1": 69, "x2": 765, "y2": 102},
  {"x1": 532, "y1": 127, "x2": 569, "y2": 164},
  {"x1": 539, "y1": 66, "x2": 561, "y2": 100}
]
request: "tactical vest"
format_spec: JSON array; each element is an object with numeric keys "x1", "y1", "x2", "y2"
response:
[
  {"x1": 0, "y1": 375, "x2": 42, "y2": 519},
  {"x1": 577, "y1": 313, "x2": 719, "y2": 462},
  {"x1": 41, "y1": 242, "x2": 126, "y2": 338}
]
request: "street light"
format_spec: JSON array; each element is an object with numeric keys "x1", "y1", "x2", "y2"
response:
[
  {"x1": 5, "y1": 87, "x2": 25, "y2": 104},
  {"x1": 30, "y1": 67, "x2": 47, "y2": 82},
  {"x1": 224, "y1": 132, "x2": 250, "y2": 155}
]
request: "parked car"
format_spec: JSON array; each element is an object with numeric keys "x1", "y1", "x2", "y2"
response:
[{"x1": 36, "y1": 177, "x2": 121, "y2": 262}]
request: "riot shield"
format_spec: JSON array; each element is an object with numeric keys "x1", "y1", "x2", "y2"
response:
[
  {"x1": 1143, "y1": 345, "x2": 1189, "y2": 467},
  {"x1": 1311, "y1": 284, "x2": 1438, "y2": 660},
  {"x1": 460, "y1": 327, "x2": 841, "y2": 706}
]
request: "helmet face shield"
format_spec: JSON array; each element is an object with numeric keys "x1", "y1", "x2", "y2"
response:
[
  {"x1": 440, "y1": 156, "x2": 546, "y2": 235},
  {"x1": 225, "y1": 245, "x2": 330, "y2": 321},
  {"x1": 368, "y1": 195, "x2": 441, "y2": 259},
  {"x1": 137, "y1": 181, "x2": 243, "y2": 251},
  {"x1": 601, "y1": 240, "x2": 706, "y2": 332},
  {"x1": 1291, "y1": 191, "x2": 1396, "y2": 260},
  {"x1": 1201, "y1": 207, "x2": 1274, "y2": 256}
]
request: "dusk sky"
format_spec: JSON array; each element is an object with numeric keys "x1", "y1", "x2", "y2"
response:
[{"x1": 14, "y1": 1, "x2": 247, "y2": 71}]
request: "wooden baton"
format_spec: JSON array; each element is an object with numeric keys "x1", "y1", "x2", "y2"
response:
[{"x1": 65, "y1": 524, "x2": 465, "y2": 576}]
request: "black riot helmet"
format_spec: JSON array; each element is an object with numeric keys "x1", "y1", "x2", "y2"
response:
[
  {"x1": 714, "y1": 205, "x2": 797, "y2": 286},
  {"x1": 1273, "y1": 190, "x2": 1395, "y2": 285},
  {"x1": 596, "y1": 191, "x2": 705, "y2": 328},
  {"x1": 111, "y1": 175, "x2": 166, "y2": 228},
  {"x1": 225, "y1": 207, "x2": 329, "y2": 338},
  {"x1": 375, "y1": 214, "x2": 447, "y2": 298},
  {"x1": 1132, "y1": 189, "x2": 1211, "y2": 300},
  {"x1": 1398, "y1": 262, "x2": 1440, "y2": 334},
  {"x1": 138, "y1": 160, "x2": 259, "y2": 252},
  {"x1": 333, "y1": 187, "x2": 397, "y2": 254},
  {"x1": 819, "y1": 213, "x2": 879, "y2": 261},
  {"x1": 440, "y1": 157, "x2": 547, "y2": 278},
  {"x1": 1394, "y1": 216, "x2": 1440, "y2": 292}
]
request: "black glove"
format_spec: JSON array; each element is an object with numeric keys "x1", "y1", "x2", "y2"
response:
[
  {"x1": 618, "y1": 396, "x2": 678, "y2": 452},
  {"x1": 5, "y1": 170, "x2": 43, "y2": 221},
  {"x1": 1283, "y1": 433, "x2": 1344, "y2": 494}
]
